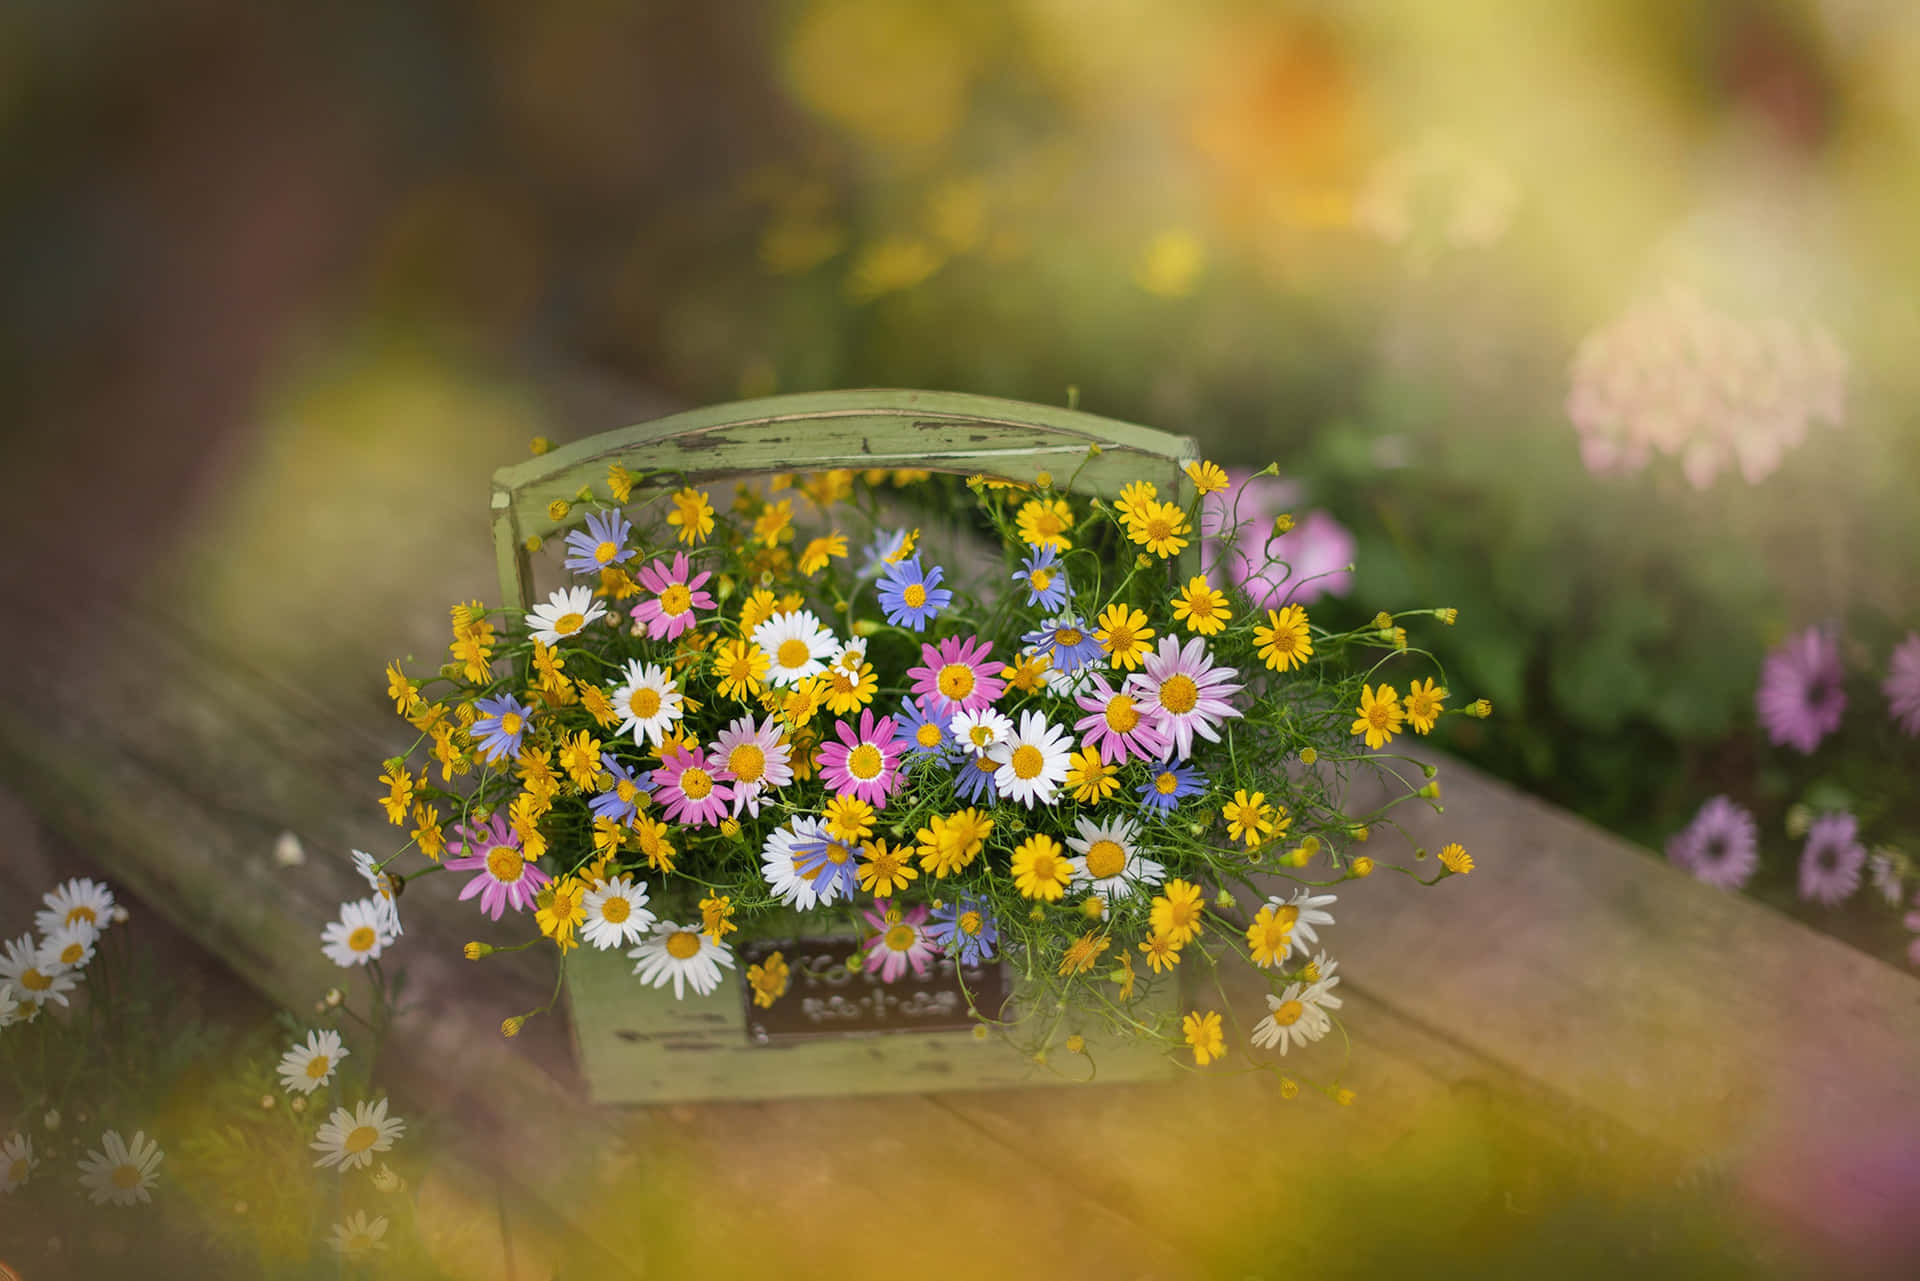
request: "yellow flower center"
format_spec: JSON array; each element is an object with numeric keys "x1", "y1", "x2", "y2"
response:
[
  {"x1": 1146, "y1": 516, "x2": 1173, "y2": 541},
  {"x1": 846, "y1": 744, "x2": 884, "y2": 780},
  {"x1": 679, "y1": 768, "x2": 715, "y2": 800},
  {"x1": 344, "y1": 1125, "x2": 379, "y2": 1154},
  {"x1": 628, "y1": 687, "x2": 662, "y2": 719},
  {"x1": 1367, "y1": 703, "x2": 1393, "y2": 729},
  {"x1": 974, "y1": 756, "x2": 997, "y2": 777},
  {"x1": 728, "y1": 743, "x2": 767, "y2": 783},
  {"x1": 59, "y1": 943, "x2": 84, "y2": 965},
  {"x1": 1155, "y1": 771, "x2": 1179, "y2": 794},
  {"x1": 969, "y1": 725, "x2": 995, "y2": 747},
  {"x1": 1273, "y1": 999, "x2": 1304, "y2": 1027},
  {"x1": 777, "y1": 638, "x2": 811, "y2": 669},
  {"x1": 937, "y1": 663, "x2": 977, "y2": 701},
  {"x1": 826, "y1": 841, "x2": 854, "y2": 865},
  {"x1": 959, "y1": 910, "x2": 983, "y2": 935},
  {"x1": 553, "y1": 611, "x2": 586, "y2": 636},
  {"x1": 884, "y1": 924, "x2": 917, "y2": 952},
  {"x1": 8, "y1": 1158, "x2": 27, "y2": 1183},
  {"x1": 1084, "y1": 839, "x2": 1126, "y2": 880},
  {"x1": 111, "y1": 1163, "x2": 142, "y2": 1189},
  {"x1": 658, "y1": 583, "x2": 692, "y2": 616},
  {"x1": 617, "y1": 778, "x2": 638, "y2": 804},
  {"x1": 348, "y1": 926, "x2": 377, "y2": 953},
  {"x1": 594, "y1": 540, "x2": 619, "y2": 565},
  {"x1": 21, "y1": 968, "x2": 50, "y2": 991},
  {"x1": 1105, "y1": 623, "x2": 1135, "y2": 651},
  {"x1": 1029, "y1": 568, "x2": 1053, "y2": 591},
  {"x1": 902, "y1": 582, "x2": 928, "y2": 608},
  {"x1": 1010, "y1": 744, "x2": 1045, "y2": 780},
  {"x1": 67, "y1": 906, "x2": 97, "y2": 926},
  {"x1": 1029, "y1": 851, "x2": 1063, "y2": 881},
  {"x1": 500, "y1": 711, "x2": 524, "y2": 736},
  {"x1": 306, "y1": 1054, "x2": 332, "y2": 1079},
  {"x1": 602, "y1": 896, "x2": 631, "y2": 924},
  {"x1": 1159, "y1": 674, "x2": 1200, "y2": 715},
  {"x1": 1104, "y1": 695, "x2": 1141, "y2": 733},
  {"x1": 487, "y1": 846, "x2": 525, "y2": 883},
  {"x1": 1055, "y1": 627, "x2": 1083, "y2": 647},
  {"x1": 665, "y1": 930, "x2": 702, "y2": 959},
  {"x1": 1034, "y1": 511, "x2": 1063, "y2": 536},
  {"x1": 916, "y1": 723, "x2": 942, "y2": 748}
]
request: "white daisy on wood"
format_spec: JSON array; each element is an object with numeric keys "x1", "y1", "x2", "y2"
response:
[
  {"x1": 0, "y1": 935, "x2": 77, "y2": 1009},
  {"x1": 319, "y1": 899, "x2": 395, "y2": 969},
  {"x1": 35, "y1": 877, "x2": 115, "y2": 938},
  {"x1": 526, "y1": 584, "x2": 607, "y2": 648},
  {"x1": 580, "y1": 875, "x2": 655, "y2": 950},
  {"x1": 752, "y1": 609, "x2": 838, "y2": 687},
  {"x1": 311, "y1": 1098, "x2": 405, "y2": 1171},
  {"x1": 77, "y1": 1130, "x2": 163, "y2": 1206},
  {"x1": 987, "y1": 710, "x2": 1073, "y2": 808},
  {"x1": 609, "y1": 659, "x2": 684, "y2": 749},
  {"x1": 1251, "y1": 957, "x2": 1343, "y2": 1055},
  {"x1": 42, "y1": 923, "x2": 97, "y2": 972},
  {"x1": 277, "y1": 1029, "x2": 350, "y2": 1096},
  {"x1": 627, "y1": 921, "x2": 736, "y2": 999},
  {"x1": 1065, "y1": 815, "x2": 1165, "y2": 902},
  {"x1": 329, "y1": 1210, "x2": 391, "y2": 1259}
]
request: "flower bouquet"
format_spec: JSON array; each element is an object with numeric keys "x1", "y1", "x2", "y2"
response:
[{"x1": 360, "y1": 394, "x2": 1479, "y2": 1099}]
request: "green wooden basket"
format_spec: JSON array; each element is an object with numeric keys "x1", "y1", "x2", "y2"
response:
[{"x1": 491, "y1": 390, "x2": 1202, "y2": 1103}]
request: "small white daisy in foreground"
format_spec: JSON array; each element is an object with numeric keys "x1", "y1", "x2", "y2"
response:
[
  {"x1": 351, "y1": 850, "x2": 403, "y2": 937},
  {"x1": 1065, "y1": 815, "x2": 1165, "y2": 902},
  {"x1": 77, "y1": 1129, "x2": 163, "y2": 1205},
  {"x1": 329, "y1": 1210, "x2": 391, "y2": 1259},
  {"x1": 1251, "y1": 957, "x2": 1343, "y2": 1055},
  {"x1": 526, "y1": 584, "x2": 608, "y2": 648},
  {"x1": 43, "y1": 923, "x2": 97, "y2": 972},
  {"x1": 752, "y1": 609, "x2": 838, "y2": 687},
  {"x1": 628, "y1": 921, "x2": 736, "y2": 999},
  {"x1": 761, "y1": 818, "x2": 839, "y2": 910},
  {"x1": 580, "y1": 875, "x2": 655, "y2": 950},
  {"x1": 36, "y1": 877, "x2": 115, "y2": 938},
  {"x1": 311, "y1": 1098, "x2": 406, "y2": 1171},
  {"x1": 320, "y1": 899, "x2": 396, "y2": 968},
  {"x1": 277, "y1": 1029, "x2": 350, "y2": 1096},
  {"x1": 949, "y1": 707, "x2": 1014, "y2": 756},
  {"x1": 609, "y1": 659, "x2": 685, "y2": 748},
  {"x1": 2, "y1": 1131, "x2": 37, "y2": 1193},
  {"x1": 988, "y1": 710, "x2": 1073, "y2": 808},
  {"x1": 0, "y1": 935, "x2": 77, "y2": 1008},
  {"x1": 0, "y1": 983, "x2": 19, "y2": 1030},
  {"x1": 1270, "y1": 889, "x2": 1337, "y2": 949}
]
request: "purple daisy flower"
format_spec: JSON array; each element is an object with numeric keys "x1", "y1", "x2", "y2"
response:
[
  {"x1": 952, "y1": 750, "x2": 1001, "y2": 804},
  {"x1": 1139, "y1": 760, "x2": 1206, "y2": 813},
  {"x1": 472, "y1": 693, "x2": 533, "y2": 763},
  {"x1": 876, "y1": 556, "x2": 952, "y2": 632},
  {"x1": 1905, "y1": 893, "x2": 1920, "y2": 968},
  {"x1": 791, "y1": 832, "x2": 864, "y2": 901},
  {"x1": 563, "y1": 508, "x2": 635, "y2": 576},
  {"x1": 1022, "y1": 615, "x2": 1103, "y2": 675},
  {"x1": 897, "y1": 697, "x2": 955, "y2": 762},
  {"x1": 1756, "y1": 626, "x2": 1846, "y2": 755},
  {"x1": 587, "y1": 753, "x2": 652, "y2": 826},
  {"x1": 1664, "y1": 795, "x2": 1759, "y2": 890},
  {"x1": 926, "y1": 894, "x2": 999, "y2": 966},
  {"x1": 1883, "y1": 633, "x2": 1920, "y2": 737},
  {"x1": 1799, "y1": 812, "x2": 1865, "y2": 906},
  {"x1": 1013, "y1": 546, "x2": 1070, "y2": 612}
]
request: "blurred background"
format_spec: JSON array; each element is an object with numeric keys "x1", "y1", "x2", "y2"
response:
[{"x1": 2, "y1": 0, "x2": 1917, "y2": 1273}]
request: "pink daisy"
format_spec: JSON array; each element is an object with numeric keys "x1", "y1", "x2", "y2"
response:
[
  {"x1": 907, "y1": 634, "x2": 1006, "y2": 719},
  {"x1": 1128, "y1": 635, "x2": 1244, "y2": 762},
  {"x1": 1884, "y1": 633, "x2": 1920, "y2": 737},
  {"x1": 651, "y1": 743, "x2": 734, "y2": 828},
  {"x1": 1756, "y1": 625, "x2": 1846, "y2": 755},
  {"x1": 445, "y1": 814, "x2": 550, "y2": 920},
  {"x1": 628, "y1": 552, "x2": 716, "y2": 641},
  {"x1": 710, "y1": 714, "x2": 793, "y2": 818},
  {"x1": 1905, "y1": 893, "x2": 1920, "y2": 968},
  {"x1": 1074, "y1": 672, "x2": 1172, "y2": 765},
  {"x1": 861, "y1": 899, "x2": 936, "y2": 983},
  {"x1": 816, "y1": 710, "x2": 906, "y2": 808},
  {"x1": 1799, "y1": 812, "x2": 1865, "y2": 906}
]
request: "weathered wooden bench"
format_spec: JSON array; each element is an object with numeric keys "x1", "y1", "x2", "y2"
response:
[{"x1": 3, "y1": 386, "x2": 1915, "y2": 1276}]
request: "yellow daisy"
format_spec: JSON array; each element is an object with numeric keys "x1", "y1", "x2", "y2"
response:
[
  {"x1": 1095, "y1": 603, "x2": 1155, "y2": 671},
  {"x1": 1351, "y1": 684, "x2": 1405, "y2": 750},
  {"x1": 1184, "y1": 460, "x2": 1230, "y2": 495},
  {"x1": 823, "y1": 795, "x2": 876, "y2": 844},
  {"x1": 747, "y1": 951, "x2": 790, "y2": 1008},
  {"x1": 385, "y1": 662, "x2": 420, "y2": 716},
  {"x1": 799, "y1": 531, "x2": 848, "y2": 576},
  {"x1": 1149, "y1": 879, "x2": 1206, "y2": 946},
  {"x1": 1223, "y1": 789, "x2": 1276, "y2": 848},
  {"x1": 1255, "y1": 605, "x2": 1313, "y2": 672},
  {"x1": 1171, "y1": 577, "x2": 1230, "y2": 636},
  {"x1": 1114, "y1": 480, "x2": 1158, "y2": 526},
  {"x1": 1064, "y1": 746, "x2": 1119, "y2": 803},
  {"x1": 1246, "y1": 902, "x2": 1299, "y2": 968},
  {"x1": 666, "y1": 487, "x2": 714, "y2": 545},
  {"x1": 857, "y1": 840, "x2": 918, "y2": 896},
  {"x1": 1010, "y1": 834, "x2": 1073, "y2": 901},
  {"x1": 1057, "y1": 931, "x2": 1111, "y2": 976},
  {"x1": 915, "y1": 808, "x2": 994, "y2": 878},
  {"x1": 1438, "y1": 842, "x2": 1474, "y2": 875},
  {"x1": 752, "y1": 499, "x2": 795, "y2": 548},
  {"x1": 1138, "y1": 932, "x2": 1182, "y2": 973},
  {"x1": 1404, "y1": 677, "x2": 1448, "y2": 734},
  {"x1": 1015, "y1": 497, "x2": 1075, "y2": 551},
  {"x1": 1124, "y1": 498, "x2": 1191, "y2": 559},
  {"x1": 378, "y1": 764, "x2": 414, "y2": 826},
  {"x1": 1183, "y1": 1010, "x2": 1225, "y2": 1065}
]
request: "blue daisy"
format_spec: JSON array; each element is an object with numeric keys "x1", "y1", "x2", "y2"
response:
[
  {"x1": 1014, "y1": 546, "x2": 1070, "y2": 612},
  {"x1": 859, "y1": 528, "x2": 914, "y2": 579},
  {"x1": 952, "y1": 751, "x2": 1001, "y2": 804},
  {"x1": 563, "y1": 509, "x2": 635, "y2": 576},
  {"x1": 1023, "y1": 615, "x2": 1104, "y2": 674},
  {"x1": 926, "y1": 893, "x2": 999, "y2": 966},
  {"x1": 876, "y1": 556, "x2": 953, "y2": 632},
  {"x1": 588, "y1": 753, "x2": 654, "y2": 825},
  {"x1": 471, "y1": 693, "x2": 534, "y2": 763},
  {"x1": 898, "y1": 697, "x2": 956, "y2": 762},
  {"x1": 792, "y1": 833, "x2": 864, "y2": 901},
  {"x1": 1139, "y1": 760, "x2": 1205, "y2": 813}
]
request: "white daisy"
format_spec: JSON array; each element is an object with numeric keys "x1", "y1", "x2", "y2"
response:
[
  {"x1": 77, "y1": 1129, "x2": 163, "y2": 1206},
  {"x1": 988, "y1": 710, "x2": 1073, "y2": 808},
  {"x1": 761, "y1": 817, "x2": 840, "y2": 909},
  {"x1": 627, "y1": 921, "x2": 736, "y2": 999},
  {"x1": 609, "y1": 659, "x2": 685, "y2": 748},
  {"x1": 43, "y1": 923, "x2": 98, "y2": 973},
  {"x1": 329, "y1": 1210, "x2": 391, "y2": 1259},
  {"x1": 2, "y1": 1132, "x2": 36, "y2": 1193},
  {"x1": 319, "y1": 899, "x2": 395, "y2": 969},
  {"x1": 526, "y1": 584, "x2": 607, "y2": 648},
  {"x1": 580, "y1": 875, "x2": 655, "y2": 950},
  {"x1": 311, "y1": 1098, "x2": 405, "y2": 1171},
  {"x1": 948, "y1": 707, "x2": 1014, "y2": 756},
  {"x1": 277, "y1": 1029, "x2": 349, "y2": 1096},
  {"x1": 350, "y1": 850, "x2": 403, "y2": 937},
  {"x1": 711, "y1": 713, "x2": 793, "y2": 817},
  {"x1": 1040, "y1": 656, "x2": 1104, "y2": 700},
  {"x1": 1065, "y1": 815, "x2": 1164, "y2": 902},
  {"x1": 1266, "y1": 889, "x2": 1337, "y2": 950},
  {"x1": 752, "y1": 609, "x2": 838, "y2": 687},
  {"x1": 0, "y1": 935, "x2": 77, "y2": 1008},
  {"x1": 831, "y1": 637, "x2": 870, "y2": 675},
  {"x1": 1250, "y1": 957, "x2": 1342, "y2": 1054},
  {"x1": 36, "y1": 877, "x2": 114, "y2": 938},
  {"x1": 0, "y1": 983, "x2": 18, "y2": 1030}
]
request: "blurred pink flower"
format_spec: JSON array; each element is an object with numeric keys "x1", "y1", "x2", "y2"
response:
[{"x1": 1201, "y1": 472, "x2": 1354, "y2": 608}]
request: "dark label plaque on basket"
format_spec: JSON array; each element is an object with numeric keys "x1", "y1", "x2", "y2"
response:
[{"x1": 740, "y1": 937, "x2": 1008, "y2": 1045}]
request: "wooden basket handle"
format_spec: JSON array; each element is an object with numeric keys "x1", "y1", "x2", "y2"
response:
[{"x1": 491, "y1": 389, "x2": 1200, "y2": 612}]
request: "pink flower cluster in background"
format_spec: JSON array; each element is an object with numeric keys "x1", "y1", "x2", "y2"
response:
[
  {"x1": 1200, "y1": 471, "x2": 1355, "y2": 609},
  {"x1": 1566, "y1": 285, "x2": 1847, "y2": 489}
]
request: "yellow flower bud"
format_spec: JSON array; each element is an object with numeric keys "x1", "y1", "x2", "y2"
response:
[
  {"x1": 547, "y1": 498, "x2": 570, "y2": 521},
  {"x1": 1441, "y1": 608, "x2": 1458, "y2": 625},
  {"x1": 529, "y1": 436, "x2": 552, "y2": 455},
  {"x1": 1468, "y1": 699, "x2": 1493, "y2": 718},
  {"x1": 1372, "y1": 611, "x2": 1394, "y2": 630},
  {"x1": 1272, "y1": 513, "x2": 1294, "y2": 536},
  {"x1": 501, "y1": 1016, "x2": 525, "y2": 1038},
  {"x1": 1082, "y1": 897, "x2": 1106, "y2": 920},
  {"x1": 1349, "y1": 856, "x2": 1375, "y2": 879},
  {"x1": 1035, "y1": 470, "x2": 1053, "y2": 488},
  {"x1": 523, "y1": 534, "x2": 542, "y2": 553},
  {"x1": 464, "y1": 941, "x2": 492, "y2": 960},
  {"x1": 1335, "y1": 1088, "x2": 1356, "y2": 1106},
  {"x1": 1065, "y1": 1034, "x2": 1086, "y2": 1053},
  {"x1": 1298, "y1": 746, "x2": 1317, "y2": 765},
  {"x1": 1279, "y1": 1077, "x2": 1299, "y2": 1099}
]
